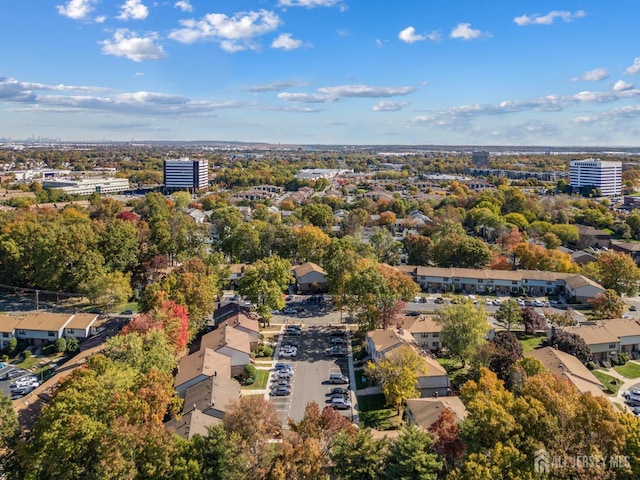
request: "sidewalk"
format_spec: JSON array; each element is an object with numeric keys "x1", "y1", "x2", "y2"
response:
[{"x1": 597, "y1": 362, "x2": 640, "y2": 412}]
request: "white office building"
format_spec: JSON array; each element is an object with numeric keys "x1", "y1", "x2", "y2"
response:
[
  {"x1": 164, "y1": 158, "x2": 209, "y2": 192},
  {"x1": 42, "y1": 177, "x2": 130, "y2": 195},
  {"x1": 569, "y1": 159, "x2": 622, "y2": 196}
]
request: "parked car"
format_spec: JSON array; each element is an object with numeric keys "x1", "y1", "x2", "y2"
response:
[
  {"x1": 434, "y1": 298, "x2": 445, "y2": 304},
  {"x1": 283, "y1": 308, "x2": 297, "y2": 315},
  {"x1": 3, "y1": 369, "x2": 26, "y2": 381},
  {"x1": 272, "y1": 378, "x2": 291, "y2": 388},
  {"x1": 275, "y1": 371, "x2": 292, "y2": 380},
  {"x1": 623, "y1": 389, "x2": 640, "y2": 398},
  {"x1": 11, "y1": 376, "x2": 38, "y2": 389},
  {"x1": 420, "y1": 297, "x2": 428, "y2": 303},
  {"x1": 330, "y1": 387, "x2": 350, "y2": 396},
  {"x1": 274, "y1": 363, "x2": 294, "y2": 373},
  {"x1": 330, "y1": 337, "x2": 347, "y2": 345},
  {"x1": 631, "y1": 305, "x2": 638, "y2": 312},
  {"x1": 285, "y1": 328, "x2": 302, "y2": 336},
  {"x1": 121, "y1": 309, "x2": 135, "y2": 315},
  {"x1": 282, "y1": 339, "x2": 299, "y2": 348},
  {"x1": 329, "y1": 373, "x2": 349, "y2": 384},
  {"x1": 331, "y1": 397, "x2": 352, "y2": 410},
  {"x1": 406, "y1": 311, "x2": 420, "y2": 316},
  {"x1": 280, "y1": 347, "x2": 298, "y2": 358},
  {"x1": 329, "y1": 346, "x2": 348, "y2": 357},
  {"x1": 270, "y1": 386, "x2": 292, "y2": 396},
  {"x1": 330, "y1": 328, "x2": 347, "y2": 336}
]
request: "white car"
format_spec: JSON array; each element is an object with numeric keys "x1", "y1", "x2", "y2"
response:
[
  {"x1": 331, "y1": 397, "x2": 352, "y2": 410},
  {"x1": 280, "y1": 347, "x2": 298, "y2": 358}
]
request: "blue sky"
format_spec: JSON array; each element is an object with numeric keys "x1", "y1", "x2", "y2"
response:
[{"x1": 2, "y1": 1, "x2": 640, "y2": 146}]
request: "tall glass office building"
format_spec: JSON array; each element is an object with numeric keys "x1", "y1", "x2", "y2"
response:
[
  {"x1": 163, "y1": 158, "x2": 209, "y2": 192},
  {"x1": 569, "y1": 159, "x2": 622, "y2": 196}
]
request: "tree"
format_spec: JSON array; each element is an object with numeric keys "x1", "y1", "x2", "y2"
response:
[
  {"x1": 432, "y1": 234, "x2": 492, "y2": 269},
  {"x1": 0, "y1": 392, "x2": 18, "y2": 460},
  {"x1": 291, "y1": 225, "x2": 330, "y2": 264},
  {"x1": 365, "y1": 346, "x2": 427, "y2": 414},
  {"x1": 187, "y1": 424, "x2": 245, "y2": 480},
  {"x1": 547, "y1": 330, "x2": 591, "y2": 362},
  {"x1": 331, "y1": 428, "x2": 388, "y2": 480},
  {"x1": 105, "y1": 330, "x2": 176, "y2": 376},
  {"x1": 428, "y1": 408, "x2": 465, "y2": 471},
  {"x1": 493, "y1": 300, "x2": 523, "y2": 332},
  {"x1": 403, "y1": 235, "x2": 434, "y2": 266},
  {"x1": 487, "y1": 331, "x2": 523, "y2": 385},
  {"x1": 82, "y1": 271, "x2": 133, "y2": 313},
  {"x1": 521, "y1": 307, "x2": 546, "y2": 335},
  {"x1": 370, "y1": 227, "x2": 403, "y2": 265},
  {"x1": 238, "y1": 255, "x2": 293, "y2": 325},
  {"x1": 589, "y1": 289, "x2": 626, "y2": 320},
  {"x1": 435, "y1": 300, "x2": 489, "y2": 367},
  {"x1": 301, "y1": 203, "x2": 334, "y2": 228},
  {"x1": 381, "y1": 424, "x2": 442, "y2": 480},
  {"x1": 582, "y1": 250, "x2": 640, "y2": 296},
  {"x1": 65, "y1": 336, "x2": 79, "y2": 354}
]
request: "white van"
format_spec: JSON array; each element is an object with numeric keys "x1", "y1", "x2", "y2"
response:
[{"x1": 329, "y1": 373, "x2": 349, "y2": 384}]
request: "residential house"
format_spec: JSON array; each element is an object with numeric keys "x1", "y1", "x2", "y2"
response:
[
  {"x1": 405, "y1": 396, "x2": 467, "y2": 430},
  {"x1": 64, "y1": 313, "x2": 99, "y2": 340},
  {"x1": 185, "y1": 208, "x2": 208, "y2": 224},
  {"x1": 401, "y1": 315, "x2": 442, "y2": 352},
  {"x1": 527, "y1": 346, "x2": 606, "y2": 398},
  {"x1": 14, "y1": 312, "x2": 73, "y2": 345},
  {"x1": 396, "y1": 265, "x2": 604, "y2": 300},
  {"x1": 563, "y1": 275, "x2": 605, "y2": 302},
  {"x1": 199, "y1": 323, "x2": 252, "y2": 376},
  {"x1": 174, "y1": 348, "x2": 232, "y2": 397},
  {"x1": 226, "y1": 264, "x2": 246, "y2": 289},
  {"x1": 576, "y1": 225, "x2": 612, "y2": 249},
  {"x1": 570, "y1": 250, "x2": 597, "y2": 266},
  {"x1": 165, "y1": 408, "x2": 220, "y2": 440},
  {"x1": 610, "y1": 241, "x2": 640, "y2": 266},
  {"x1": 227, "y1": 312, "x2": 260, "y2": 352},
  {"x1": 292, "y1": 262, "x2": 328, "y2": 293},
  {"x1": 0, "y1": 314, "x2": 24, "y2": 350},
  {"x1": 183, "y1": 375, "x2": 241, "y2": 420},
  {"x1": 365, "y1": 328, "x2": 451, "y2": 398},
  {"x1": 561, "y1": 318, "x2": 640, "y2": 361}
]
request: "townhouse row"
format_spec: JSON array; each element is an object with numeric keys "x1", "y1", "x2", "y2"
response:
[{"x1": 0, "y1": 312, "x2": 101, "y2": 349}]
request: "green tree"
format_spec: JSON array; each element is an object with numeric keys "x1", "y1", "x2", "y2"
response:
[
  {"x1": 370, "y1": 227, "x2": 403, "y2": 265},
  {"x1": 331, "y1": 428, "x2": 388, "y2": 480},
  {"x1": 301, "y1": 203, "x2": 334, "y2": 228},
  {"x1": 238, "y1": 255, "x2": 293, "y2": 325},
  {"x1": 494, "y1": 300, "x2": 523, "y2": 332},
  {"x1": 365, "y1": 346, "x2": 427, "y2": 414},
  {"x1": 0, "y1": 391, "x2": 18, "y2": 460},
  {"x1": 381, "y1": 424, "x2": 442, "y2": 480},
  {"x1": 432, "y1": 234, "x2": 492, "y2": 269},
  {"x1": 82, "y1": 271, "x2": 133, "y2": 313},
  {"x1": 403, "y1": 235, "x2": 433, "y2": 266},
  {"x1": 435, "y1": 300, "x2": 489, "y2": 367},
  {"x1": 54, "y1": 337, "x2": 67, "y2": 353},
  {"x1": 96, "y1": 218, "x2": 141, "y2": 273}
]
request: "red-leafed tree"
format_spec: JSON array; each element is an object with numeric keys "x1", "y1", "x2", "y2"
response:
[
  {"x1": 428, "y1": 407, "x2": 466, "y2": 470},
  {"x1": 121, "y1": 298, "x2": 189, "y2": 353},
  {"x1": 117, "y1": 211, "x2": 140, "y2": 222}
]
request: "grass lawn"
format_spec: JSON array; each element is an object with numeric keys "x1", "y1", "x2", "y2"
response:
[
  {"x1": 593, "y1": 370, "x2": 623, "y2": 395},
  {"x1": 16, "y1": 356, "x2": 40, "y2": 370},
  {"x1": 517, "y1": 334, "x2": 545, "y2": 353},
  {"x1": 354, "y1": 368, "x2": 374, "y2": 390},
  {"x1": 357, "y1": 394, "x2": 404, "y2": 430},
  {"x1": 242, "y1": 369, "x2": 269, "y2": 390},
  {"x1": 614, "y1": 361, "x2": 640, "y2": 379}
]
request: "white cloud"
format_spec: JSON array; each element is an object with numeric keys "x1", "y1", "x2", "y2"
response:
[
  {"x1": 572, "y1": 68, "x2": 609, "y2": 82},
  {"x1": 613, "y1": 80, "x2": 633, "y2": 92},
  {"x1": 95, "y1": 15, "x2": 106, "y2": 23},
  {"x1": 169, "y1": 10, "x2": 281, "y2": 52},
  {"x1": 318, "y1": 84, "x2": 415, "y2": 98},
  {"x1": 398, "y1": 27, "x2": 425, "y2": 44},
  {"x1": 174, "y1": 1, "x2": 192, "y2": 13},
  {"x1": 625, "y1": 57, "x2": 640, "y2": 75},
  {"x1": 56, "y1": 0, "x2": 97, "y2": 20},
  {"x1": 272, "y1": 33, "x2": 303, "y2": 50},
  {"x1": 450, "y1": 23, "x2": 489, "y2": 41},
  {"x1": 118, "y1": 0, "x2": 149, "y2": 21},
  {"x1": 278, "y1": 0, "x2": 340, "y2": 7},
  {"x1": 100, "y1": 29, "x2": 166, "y2": 62},
  {"x1": 278, "y1": 92, "x2": 334, "y2": 103},
  {"x1": 248, "y1": 80, "x2": 309, "y2": 93},
  {"x1": 372, "y1": 101, "x2": 408, "y2": 112},
  {"x1": 427, "y1": 30, "x2": 443, "y2": 42},
  {"x1": 514, "y1": 10, "x2": 585, "y2": 26}
]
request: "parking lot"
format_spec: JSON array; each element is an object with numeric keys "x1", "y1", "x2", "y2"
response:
[
  {"x1": 268, "y1": 322, "x2": 354, "y2": 424},
  {"x1": 0, "y1": 364, "x2": 40, "y2": 400}
]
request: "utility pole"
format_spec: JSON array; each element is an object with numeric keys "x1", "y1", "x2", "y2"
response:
[{"x1": 35, "y1": 290, "x2": 39, "y2": 311}]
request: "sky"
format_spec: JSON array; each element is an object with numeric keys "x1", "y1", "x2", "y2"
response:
[{"x1": 2, "y1": 1, "x2": 640, "y2": 146}]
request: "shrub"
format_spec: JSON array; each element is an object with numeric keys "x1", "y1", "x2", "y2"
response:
[
  {"x1": 244, "y1": 377, "x2": 255, "y2": 386},
  {"x1": 7, "y1": 338, "x2": 17, "y2": 354},
  {"x1": 619, "y1": 353, "x2": 628, "y2": 364},
  {"x1": 54, "y1": 337, "x2": 67, "y2": 353},
  {"x1": 586, "y1": 361, "x2": 596, "y2": 370},
  {"x1": 66, "y1": 337, "x2": 79, "y2": 354},
  {"x1": 244, "y1": 364, "x2": 257, "y2": 378},
  {"x1": 23, "y1": 350, "x2": 32, "y2": 359},
  {"x1": 42, "y1": 344, "x2": 56, "y2": 355},
  {"x1": 257, "y1": 345, "x2": 273, "y2": 358}
]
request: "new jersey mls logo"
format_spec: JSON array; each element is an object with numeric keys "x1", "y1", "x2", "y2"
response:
[{"x1": 534, "y1": 448, "x2": 549, "y2": 474}]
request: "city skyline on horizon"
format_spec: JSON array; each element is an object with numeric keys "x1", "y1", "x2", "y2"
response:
[{"x1": 2, "y1": 1, "x2": 640, "y2": 147}]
